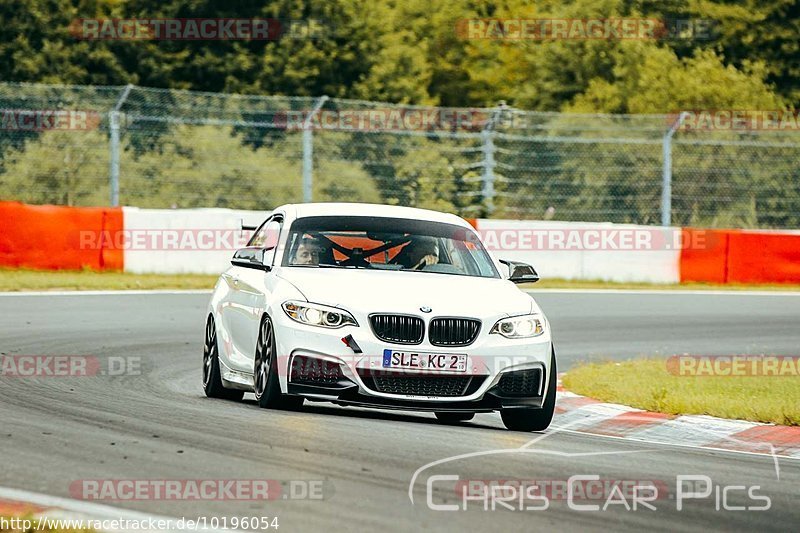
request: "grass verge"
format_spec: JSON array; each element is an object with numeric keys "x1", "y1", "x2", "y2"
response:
[
  {"x1": 0, "y1": 268, "x2": 217, "y2": 292},
  {"x1": 2, "y1": 268, "x2": 800, "y2": 292},
  {"x1": 563, "y1": 359, "x2": 800, "y2": 426}
]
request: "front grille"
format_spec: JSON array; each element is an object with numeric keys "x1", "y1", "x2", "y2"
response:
[
  {"x1": 495, "y1": 368, "x2": 543, "y2": 397},
  {"x1": 290, "y1": 355, "x2": 343, "y2": 385},
  {"x1": 369, "y1": 314, "x2": 424, "y2": 344},
  {"x1": 429, "y1": 317, "x2": 481, "y2": 347},
  {"x1": 369, "y1": 374, "x2": 472, "y2": 397}
]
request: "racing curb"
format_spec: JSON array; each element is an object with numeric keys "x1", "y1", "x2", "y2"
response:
[{"x1": 555, "y1": 375, "x2": 800, "y2": 459}]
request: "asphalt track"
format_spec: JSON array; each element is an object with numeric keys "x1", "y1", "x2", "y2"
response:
[{"x1": 1, "y1": 290, "x2": 799, "y2": 532}]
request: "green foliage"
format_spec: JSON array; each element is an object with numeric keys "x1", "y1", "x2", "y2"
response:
[
  {"x1": 1, "y1": 0, "x2": 794, "y2": 109},
  {"x1": 567, "y1": 45, "x2": 783, "y2": 113},
  {"x1": 390, "y1": 139, "x2": 457, "y2": 212},
  {"x1": 0, "y1": 129, "x2": 109, "y2": 205},
  {"x1": 687, "y1": 0, "x2": 800, "y2": 105},
  {"x1": 0, "y1": 124, "x2": 381, "y2": 208},
  {"x1": 1, "y1": 0, "x2": 799, "y2": 227},
  {"x1": 121, "y1": 125, "x2": 381, "y2": 208}
]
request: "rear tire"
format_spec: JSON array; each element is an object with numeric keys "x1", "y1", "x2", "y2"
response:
[
  {"x1": 203, "y1": 315, "x2": 244, "y2": 401},
  {"x1": 253, "y1": 315, "x2": 303, "y2": 410},
  {"x1": 434, "y1": 412, "x2": 475, "y2": 423},
  {"x1": 500, "y1": 349, "x2": 557, "y2": 432}
]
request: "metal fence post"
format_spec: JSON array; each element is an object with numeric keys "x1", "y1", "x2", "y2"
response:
[
  {"x1": 661, "y1": 111, "x2": 689, "y2": 227},
  {"x1": 481, "y1": 129, "x2": 496, "y2": 215},
  {"x1": 480, "y1": 103, "x2": 506, "y2": 216},
  {"x1": 109, "y1": 111, "x2": 121, "y2": 207},
  {"x1": 302, "y1": 95, "x2": 329, "y2": 203},
  {"x1": 109, "y1": 84, "x2": 134, "y2": 206}
]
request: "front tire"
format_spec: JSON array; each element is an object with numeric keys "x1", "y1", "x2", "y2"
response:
[
  {"x1": 203, "y1": 315, "x2": 244, "y2": 401},
  {"x1": 253, "y1": 315, "x2": 303, "y2": 410},
  {"x1": 501, "y1": 349, "x2": 557, "y2": 432}
]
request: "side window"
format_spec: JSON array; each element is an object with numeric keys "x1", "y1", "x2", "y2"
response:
[{"x1": 249, "y1": 218, "x2": 282, "y2": 250}]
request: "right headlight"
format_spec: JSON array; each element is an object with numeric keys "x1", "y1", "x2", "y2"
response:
[
  {"x1": 282, "y1": 301, "x2": 358, "y2": 329},
  {"x1": 489, "y1": 314, "x2": 545, "y2": 339}
]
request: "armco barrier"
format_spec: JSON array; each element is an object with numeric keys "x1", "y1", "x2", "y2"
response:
[
  {"x1": 0, "y1": 201, "x2": 122, "y2": 271},
  {"x1": 681, "y1": 228, "x2": 800, "y2": 284}
]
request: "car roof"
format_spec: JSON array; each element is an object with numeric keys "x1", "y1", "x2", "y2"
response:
[{"x1": 277, "y1": 203, "x2": 472, "y2": 228}]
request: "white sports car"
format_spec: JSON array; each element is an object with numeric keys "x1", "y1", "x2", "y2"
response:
[{"x1": 203, "y1": 203, "x2": 556, "y2": 431}]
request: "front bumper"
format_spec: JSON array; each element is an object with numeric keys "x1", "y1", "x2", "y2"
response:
[
  {"x1": 288, "y1": 380, "x2": 546, "y2": 412},
  {"x1": 274, "y1": 312, "x2": 553, "y2": 412}
]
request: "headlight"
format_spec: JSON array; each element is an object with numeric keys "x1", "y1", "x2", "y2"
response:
[
  {"x1": 282, "y1": 301, "x2": 358, "y2": 328},
  {"x1": 490, "y1": 314, "x2": 544, "y2": 338}
]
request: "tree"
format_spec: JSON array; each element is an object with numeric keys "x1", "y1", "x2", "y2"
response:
[
  {"x1": 686, "y1": 0, "x2": 800, "y2": 106},
  {"x1": 0, "y1": 128, "x2": 109, "y2": 206},
  {"x1": 566, "y1": 44, "x2": 783, "y2": 113}
]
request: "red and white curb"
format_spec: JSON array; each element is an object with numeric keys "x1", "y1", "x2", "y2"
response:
[
  {"x1": 555, "y1": 376, "x2": 800, "y2": 459},
  {"x1": 0, "y1": 486, "x2": 235, "y2": 532}
]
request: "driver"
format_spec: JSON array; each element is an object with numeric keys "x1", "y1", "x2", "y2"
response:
[
  {"x1": 401, "y1": 236, "x2": 439, "y2": 270},
  {"x1": 292, "y1": 236, "x2": 329, "y2": 266}
]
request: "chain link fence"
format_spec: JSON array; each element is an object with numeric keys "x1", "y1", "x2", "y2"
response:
[{"x1": 1, "y1": 81, "x2": 799, "y2": 228}]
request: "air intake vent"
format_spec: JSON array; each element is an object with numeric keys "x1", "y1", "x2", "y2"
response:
[
  {"x1": 369, "y1": 314, "x2": 425, "y2": 344},
  {"x1": 361, "y1": 373, "x2": 472, "y2": 397},
  {"x1": 495, "y1": 368, "x2": 543, "y2": 397},
  {"x1": 429, "y1": 318, "x2": 481, "y2": 347},
  {"x1": 290, "y1": 355, "x2": 344, "y2": 386}
]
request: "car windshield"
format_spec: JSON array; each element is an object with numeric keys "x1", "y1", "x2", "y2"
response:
[{"x1": 282, "y1": 216, "x2": 500, "y2": 278}]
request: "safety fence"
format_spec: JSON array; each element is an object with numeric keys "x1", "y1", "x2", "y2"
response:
[{"x1": 2, "y1": 83, "x2": 800, "y2": 228}]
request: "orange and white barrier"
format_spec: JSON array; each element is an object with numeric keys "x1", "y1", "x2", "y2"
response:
[
  {"x1": 472, "y1": 219, "x2": 682, "y2": 283},
  {"x1": 121, "y1": 206, "x2": 269, "y2": 274},
  {"x1": 679, "y1": 228, "x2": 800, "y2": 284},
  {"x1": 1, "y1": 201, "x2": 798, "y2": 284},
  {"x1": 0, "y1": 201, "x2": 123, "y2": 271}
]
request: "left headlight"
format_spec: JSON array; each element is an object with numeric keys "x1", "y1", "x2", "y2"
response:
[
  {"x1": 490, "y1": 314, "x2": 545, "y2": 339},
  {"x1": 282, "y1": 300, "x2": 358, "y2": 329}
]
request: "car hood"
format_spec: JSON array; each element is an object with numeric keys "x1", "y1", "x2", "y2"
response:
[{"x1": 276, "y1": 267, "x2": 537, "y2": 319}]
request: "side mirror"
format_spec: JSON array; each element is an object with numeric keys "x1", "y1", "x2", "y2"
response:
[
  {"x1": 231, "y1": 247, "x2": 272, "y2": 271},
  {"x1": 499, "y1": 259, "x2": 539, "y2": 284}
]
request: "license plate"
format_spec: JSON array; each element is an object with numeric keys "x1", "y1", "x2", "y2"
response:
[{"x1": 382, "y1": 349, "x2": 467, "y2": 373}]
